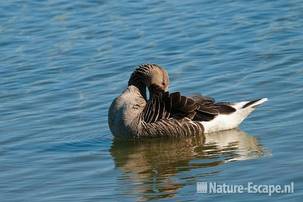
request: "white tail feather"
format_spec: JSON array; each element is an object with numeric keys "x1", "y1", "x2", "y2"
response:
[{"x1": 201, "y1": 98, "x2": 268, "y2": 133}]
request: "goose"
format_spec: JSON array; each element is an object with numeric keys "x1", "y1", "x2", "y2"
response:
[{"x1": 108, "y1": 64, "x2": 267, "y2": 138}]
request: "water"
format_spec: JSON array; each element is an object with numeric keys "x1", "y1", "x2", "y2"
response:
[{"x1": 1, "y1": 0, "x2": 302, "y2": 201}]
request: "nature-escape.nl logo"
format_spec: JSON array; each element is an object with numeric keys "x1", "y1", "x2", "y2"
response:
[{"x1": 196, "y1": 181, "x2": 294, "y2": 196}]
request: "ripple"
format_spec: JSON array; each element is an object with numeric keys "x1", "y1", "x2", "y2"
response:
[{"x1": 1, "y1": 0, "x2": 303, "y2": 201}]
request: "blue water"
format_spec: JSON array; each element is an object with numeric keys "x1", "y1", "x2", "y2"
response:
[{"x1": 1, "y1": 0, "x2": 303, "y2": 201}]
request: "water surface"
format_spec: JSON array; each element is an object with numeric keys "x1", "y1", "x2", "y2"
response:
[{"x1": 1, "y1": 0, "x2": 303, "y2": 201}]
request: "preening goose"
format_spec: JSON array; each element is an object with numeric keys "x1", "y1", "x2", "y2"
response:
[{"x1": 108, "y1": 64, "x2": 267, "y2": 138}]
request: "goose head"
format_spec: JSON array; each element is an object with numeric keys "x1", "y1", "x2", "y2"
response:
[{"x1": 128, "y1": 64, "x2": 170, "y2": 94}]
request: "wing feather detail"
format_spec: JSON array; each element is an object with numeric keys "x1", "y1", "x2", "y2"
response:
[{"x1": 139, "y1": 88, "x2": 235, "y2": 137}]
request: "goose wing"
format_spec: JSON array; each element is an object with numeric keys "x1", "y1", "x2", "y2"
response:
[
  {"x1": 139, "y1": 86, "x2": 203, "y2": 137},
  {"x1": 190, "y1": 94, "x2": 236, "y2": 121},
  {"x1": 139, "y1": 87, "x2": 236, "y2": 137},
  {"x1": 142, "y1": 86, "x2": 198, "y2": 123},
  {"x1": 142, "y1": 90, "x2": 236, "y2": 124}
]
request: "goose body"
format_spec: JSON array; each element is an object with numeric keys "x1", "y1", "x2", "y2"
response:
[{"x1": 108, "y1": 64, "x2": 267, "y2": 138}]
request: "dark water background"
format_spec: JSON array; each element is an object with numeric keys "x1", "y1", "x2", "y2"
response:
[{"x1": 1, "y1": 0, "x2": 303, "y2": 201}]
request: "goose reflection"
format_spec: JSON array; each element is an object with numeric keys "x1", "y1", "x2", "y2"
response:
[{"x1": 110, "y1": 129, "x2": 265, "y2": 201}]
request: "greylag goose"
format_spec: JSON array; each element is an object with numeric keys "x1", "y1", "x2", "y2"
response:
[{"x1": 108, "y1": 64, "x2": 267, "y2": 138}]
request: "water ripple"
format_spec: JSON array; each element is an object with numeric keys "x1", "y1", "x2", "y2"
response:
[{"x1": 1, "y1": 0, "x2": 303, "y2": 201}]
